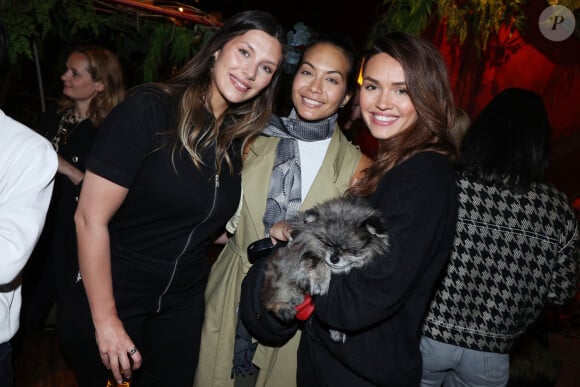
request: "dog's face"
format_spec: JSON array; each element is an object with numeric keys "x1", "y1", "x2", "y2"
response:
[
  {"x1": 261, "y1": 196, "x2": 390, "y2": 325},
  {"x1": 288, "y1": 197, "x2": 389, "y2": 273}
]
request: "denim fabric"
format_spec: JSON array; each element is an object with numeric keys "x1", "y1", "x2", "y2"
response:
[
  {"x1": 420, "y1": 336, "x2": 509, "y2": 387},
  {"x1": 0, "y1": 342, "x2": 14, "y2": 387}
]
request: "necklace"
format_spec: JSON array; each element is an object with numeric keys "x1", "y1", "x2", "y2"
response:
[{"x1": 51, "y1": 110, "x2": 85, "y2": 152}]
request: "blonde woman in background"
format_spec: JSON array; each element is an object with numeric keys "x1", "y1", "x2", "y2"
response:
[{"x1": 20, "y1": 46, "x2": 125, "y2": 351}]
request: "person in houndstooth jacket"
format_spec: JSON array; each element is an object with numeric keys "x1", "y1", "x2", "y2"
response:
[{"x1": 420, "y1": 88, "x2": 579, "y2": 387}]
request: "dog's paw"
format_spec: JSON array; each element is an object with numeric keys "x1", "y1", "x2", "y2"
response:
[
  {"x1": 273, "y1": 288, "x2": 309, "y2": 322},
  {"x1": 262, "y1": 282, "x2": 305, "y2": 323},
  {"x1": 307, "y1": 268, "x2": 331, "y2": 295},
  {"x1": 329, "y1": 329, "x2": 347, "y2": 343},
  {"x1": 277, "y1": 304, "x2": 297, "y2": 322}
]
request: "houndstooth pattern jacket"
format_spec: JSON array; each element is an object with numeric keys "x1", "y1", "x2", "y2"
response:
[{"x1": 422, "y1": 175, "x2": 579, "y2": 353}]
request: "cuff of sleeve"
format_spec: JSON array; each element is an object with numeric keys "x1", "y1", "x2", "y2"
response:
[{"x1": 295, "y1": 293, "x2": 315, "y2": 321}]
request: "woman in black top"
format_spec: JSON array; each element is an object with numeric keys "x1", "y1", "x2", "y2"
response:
[
  {"x1": 73, "y1": 10, "x2": 286, "y2": 387},
  {"x1": 240, "y1": 32, "x2": 458, "y2": 386},
  {"x1": 19, "y1": 46, "x2": 124, "y2": 335}
]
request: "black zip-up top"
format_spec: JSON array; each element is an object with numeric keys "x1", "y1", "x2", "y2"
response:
[{"x1": 86, "y1": 85, "x2": 243, "y2": 313}]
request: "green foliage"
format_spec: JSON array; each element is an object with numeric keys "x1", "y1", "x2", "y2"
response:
[
  {"x1": 370, "y1": 0, "x2": 529, "y2": 52},
  {"x1": 2, "y1": 0, "x2": 52, "y2": 62},
  {"x1": 558, "y1": 0, "x2": 580, "y2": 9},
  {"x1": 0, "y1": 0, "x2": 214, "y2": 83},
  {"x1": 369, "y1": 0, "x2": 436, "y2": 46}
]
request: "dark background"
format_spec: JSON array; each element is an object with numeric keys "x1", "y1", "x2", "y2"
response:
[
  {"x1": 214, "y1": 0, "x2": 379, "y2": 48},
  {"x1": 2, "y1": 0, "x2": 579, "y2": 198}
]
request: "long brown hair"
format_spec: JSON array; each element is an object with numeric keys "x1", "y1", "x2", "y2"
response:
[
  {"x1": 58, "y1": 46, "x2": 125, "y2": 127},
  {"x1": 350, "y1": 32, "x2": 456, "y2": 197},
  {"x1": 156, "y1": 10, "x2": 286, "y2": 174}
]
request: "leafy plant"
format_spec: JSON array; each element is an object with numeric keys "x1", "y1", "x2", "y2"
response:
[
  {"x1": 0, "y1": 0, "x2": 217, "y2": 83},
  {"x1": 369, "y1": 0, "x2": 529, "y2": 51}
]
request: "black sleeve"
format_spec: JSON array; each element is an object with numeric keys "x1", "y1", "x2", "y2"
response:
[
  {"x1": 239, "y1": 257, "x2": 300, "y2": 347},
  {"x1": 86, "y1": 85, "x2": 173, "y2": 188},
  {"x1": 313, "y1": 153, "x2": 456, "y2": 331}
]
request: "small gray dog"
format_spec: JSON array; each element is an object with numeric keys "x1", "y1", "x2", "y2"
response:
[{"x1": 261, "y1": 196, "x2": 389, "y2": 342}]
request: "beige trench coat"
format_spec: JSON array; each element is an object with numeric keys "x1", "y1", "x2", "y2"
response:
[{"x1": 194, "y1": 127, "x2": 366, "y2": 387}]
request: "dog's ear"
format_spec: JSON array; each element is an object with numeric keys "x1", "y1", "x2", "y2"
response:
[
  {"x1": 303, "y1": 208, "x2": 320, "y2": 224},
  {"x1": 362, "y1": 215, "x2": 387, "y2": 238}
]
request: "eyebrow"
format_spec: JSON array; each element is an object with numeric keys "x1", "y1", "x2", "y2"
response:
[
  {"x1": 301, "y1": 61, "x2": 345, "y2": 78},
  {"x1": 362, "y1": 75, "x2": 378, "y2": 83},
  {"x1": 66, "y1": 64, "x2": 82, "y2": 73},
  {"x1": 362, "y1": 76, "x2": 406, "y2": 86},
  {"x1": 240, "y1": 40, "x2": 279, "y2": 67}
]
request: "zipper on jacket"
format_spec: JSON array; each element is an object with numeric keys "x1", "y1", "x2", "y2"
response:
[{"x1": 156, "y1": 173, "x2": 220, "y2": 312}]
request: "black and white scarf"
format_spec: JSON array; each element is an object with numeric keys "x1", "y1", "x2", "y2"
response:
[{"x1": 261, "y1": 109, "x2": 337, "y2": 234}]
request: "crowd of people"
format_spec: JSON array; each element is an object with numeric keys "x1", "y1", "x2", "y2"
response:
[{"x1": 1, "y1": 8, "x2": 578, "y2": 387}]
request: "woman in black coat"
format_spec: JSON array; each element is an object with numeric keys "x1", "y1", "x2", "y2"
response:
[{"x1": 240, "y1": 32, "x2": 459, "y2": 387}]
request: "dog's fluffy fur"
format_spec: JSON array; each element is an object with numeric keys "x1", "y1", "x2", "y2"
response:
[{"x1": 261, "y1": 196, "x2": 389, "y2": 342}]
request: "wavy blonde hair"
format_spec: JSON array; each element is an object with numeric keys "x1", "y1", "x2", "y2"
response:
[{"x1": 58, "y1": 46, "x2": 125, "y2": 127}]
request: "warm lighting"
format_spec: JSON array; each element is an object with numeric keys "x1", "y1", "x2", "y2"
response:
[
  {"x1": 357, "y1": 57, "x2": 365, "y2": 85},
  {"x1": 178, "y1": 7, "x2": 184, "y2": 12}
]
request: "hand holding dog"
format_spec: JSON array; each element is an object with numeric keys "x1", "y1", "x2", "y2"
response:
[
  {"x1": 260, "y1": 197, "x2": 389, "y2": 342},
  {"x1": 268, "y1": 220, "x2": 293, "y2": 244}
]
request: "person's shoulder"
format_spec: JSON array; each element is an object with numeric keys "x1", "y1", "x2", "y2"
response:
[
  {"x1": 1, "y1": 110, "x2": 53, "y2": 150},
  {"x1": 335, "y1": 125, "x2": 361, "y2": 149},
  {"x1": 124, "y1": 84, "x2": 173, "y2": 108},
  {"x1": 108, "y1": 84, "x2": 175, "y2": 122},
  {"x1": 397, "y1": 151, "x2": 454, "y2": 178},
  {"x1": 533, "y1": 182, "x2": 577, "y2": 217},
  {"x1": 408, "y1": 151, "x2": 450, "y2": 165},
  {"x1": 327, "y1": 125, "x2": 362, "y2": 160},
  {"x1": 1, "y1": 111, "x2": 57, "y2": 175},
  {"x1": 250, "y1": 118, "x2": 282, "y2": 150}
]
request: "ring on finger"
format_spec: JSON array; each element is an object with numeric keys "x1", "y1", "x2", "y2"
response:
[{"x1": 128, "y1": 346, "x2": 138, "y2": 356}]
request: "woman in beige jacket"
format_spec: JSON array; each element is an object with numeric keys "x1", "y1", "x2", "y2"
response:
[{"x1": 194, "y1": 34, "x2": 370, "y2": 387}]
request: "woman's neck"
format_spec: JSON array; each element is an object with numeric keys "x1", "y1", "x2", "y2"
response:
[{"x1": 74, "y1": 101, "x2": 90, "y2": 119}]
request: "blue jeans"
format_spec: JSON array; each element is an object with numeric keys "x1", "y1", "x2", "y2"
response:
[
  {"x1": 420, "y1": 336, "x2": 509, "y2": 387},
  {"x1": 0, "y1": 341, "x2": 14, "y2": 387}
]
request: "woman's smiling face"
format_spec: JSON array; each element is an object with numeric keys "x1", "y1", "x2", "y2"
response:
[
  {"x1": 359, "y1": 52, "x2": 417, "y2": 140},
  {"x1": 291, "y1": 42, "x2": 351, "y2": 122},
  {"x1": 209, "y1": 29, "x2": 283, "y2": 117}
]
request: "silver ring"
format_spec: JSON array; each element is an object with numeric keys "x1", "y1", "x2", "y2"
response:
[{"x1": 128, "y1": 346, "x2": 138, "y2": 356}]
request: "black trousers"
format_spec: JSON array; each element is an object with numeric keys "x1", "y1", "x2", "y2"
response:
[
  {"x1": 57, "y1": 276, "x2": 205, "y2": 387},
  {"x1": 0, "y1": 341, "x2": 13, "y2": 387}
]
